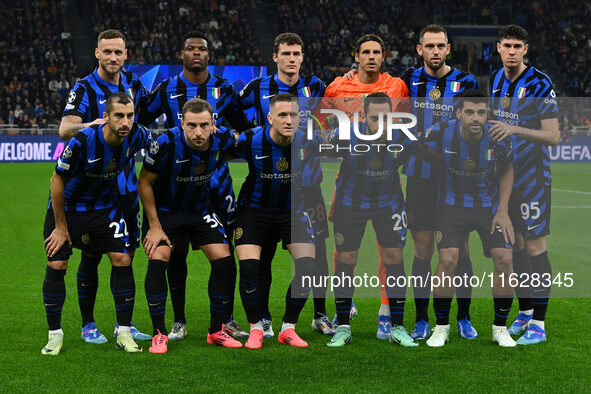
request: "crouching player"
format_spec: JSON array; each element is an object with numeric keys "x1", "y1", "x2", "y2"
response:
[
  {"x1": 42, "y1": 93, "x2": 152, "y2": 355},
  {"x1": 138, "y1": 99, "x2": 242, "y2": 353},
  {"x1": 230, "y1": 93, "x2": 319, "y2": 349},
  {"x1": 326, "y1": 92, "x2": 418, "y2": 347},
  {"x1": 422, "y1": 90, "x2": 517, "y2": 347}
]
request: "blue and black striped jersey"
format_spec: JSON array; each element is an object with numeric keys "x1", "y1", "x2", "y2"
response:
[
  {"x1": 63, "y1": 69, "x2": 150, "y2": 196},
  {"x1": 231, "y1": 125, "x2": 316, "y2": 211},
  {"x1": 143, "y1": 127, "x2": 235, "y2": 213},
  {"x1": 139, "y1": 72, "x2": 251, "y2": 130},
  {"x1": 489, "y1": 65, "x2": 557, "y2": 188},
  {"x1": 423, "y1": 120, "x2": 512, "y2": 208},
  {"x1": 53, "y1": 123, "x2": 152, "y2": 212},
  {"x1": 239, "y1": 73, "x2": 326, "y2": 188},
  {"x1": 139, "y1": 71, "x2": 249, "y2": 225},
  {"x1": 401, "y1": 66, "x2": 479, "y2": 180},
  {"x1": 331, "y1": 123, "x2": 418, "y2": 209}
]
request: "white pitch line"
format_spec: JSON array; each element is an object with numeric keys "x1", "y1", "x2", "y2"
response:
[{"x1": 553, "y1": 188, "x2": 591, "y2": 196}]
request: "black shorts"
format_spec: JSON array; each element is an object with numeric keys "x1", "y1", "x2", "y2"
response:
[
  {"x1": 406, "y1": 176, "x2": 438, "y2": 232},
  {"x1": 332, "y1": 203, "x2": 407, "y2": 252},
  {"x1": 43, "y1": 206, "x2": 132, "y2": 261},
  {"x1": 303, "y1": 185, "x2": 329, "y2": 240},
  {"x1": 233, "y1": 209, "x2": 314, "y2": 247},
  {"x1": 435, "y1": 204, "x2": 512, "y2": 257},
  {"x1": 142, "y1": 210, "x2": 229, "y2": 250},
  {"x1": 509, "y1": 184, "x2": 551, "y2": 239},
  {"x1": 117, "y1": 190, "x2": 140, "y2": 250}
]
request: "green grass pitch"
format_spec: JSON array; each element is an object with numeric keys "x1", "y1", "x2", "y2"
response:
[{"x1": 0, "y1": 162, "x2": 590, "y2": 392}]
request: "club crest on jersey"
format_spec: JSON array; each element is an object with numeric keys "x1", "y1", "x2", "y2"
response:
[
  {"x1": 67, "y1": 90, "x2": 76, "y2": 103},
  {"x1": 212, "y1": 88, "x2": 221, "y2": 99},
  {"x1": 276, "y1": 157, "x2": 289, "y2": 171},
  {"x1": 301, "y1": 86, "x2": 311, "y2": 97},
  {"x1": 194, "y1": 163, "x2": 207, "y2": 174},
  {"x1": 149, "y1": 140, "x2": 159, "y2": 154},
  {"x1": 517, "y1": 87, "x2": 527, "y2": 99},
  {"x1": 370, "y1": 158, "x2": 382, "y2": 170},
  {"x1": 501, "y1": 96, "x2": 511, "y2": 109},
  {"x1": 463, "y1": 157, "x2": 476, "y2": 170},
  {"x1": 105, "y1": 159, "x2": 117, "y2": 172},
  {"x1": 450, "y1": 82, "x2": 460, "y2": 93},
  {"x1": 429, "y1": 88, "x2": 441, "y2": 100}
]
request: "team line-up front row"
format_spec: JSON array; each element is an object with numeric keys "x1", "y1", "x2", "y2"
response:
[{"x1": 41, "y1": 23, "x2": 558, "y2": 355}]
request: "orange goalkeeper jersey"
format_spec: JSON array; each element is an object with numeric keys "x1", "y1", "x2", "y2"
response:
[{"x1": 324, "y1": 72, "x2": 409, "y2": 117}]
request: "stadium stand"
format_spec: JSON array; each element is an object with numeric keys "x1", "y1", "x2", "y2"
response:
[
  {"x1": 0, "y1": 0, "x2": 74, "y2": 131},
  {"x1": 91, "y1": 0, "x2": 264, "y2": 66},
  {"x1": 1, "y1": 0, "x2": 589, "y2": 133}
]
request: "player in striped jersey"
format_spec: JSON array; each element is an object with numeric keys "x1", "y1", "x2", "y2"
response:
[
  {"x1": 238, "y1": 33, "x2": 335, "y2": 337},
  {"x1": 139, "y1": 99, "x2": 242, "y2": 352},
  {"x1": 489, "y1": 25, "x2": 559, "y2": 345},
  {"x1": 230, "y1": 94, "x2": 318, "y2": 348},
  {"x1": 42, "y1": 93, "x2": 152, "y2": 355},
  {"x1": 139, "y1": 31, "x2": 253, "y2": 340},
  {"x1": 421, "y1": 90, "x2": 517, "y2": 348},
  {"x1": 58, "y1": 30, "x2": 151, "y2": 344},
  {"x1": 401, "y1": 25, "x2": 480, "y2": 340},
  {"x1": 327, "y1": 93, "x2": 419, "y2": 347},
  {"x1": 325, "y1": 34, "x2": 409, "y2": 339}
]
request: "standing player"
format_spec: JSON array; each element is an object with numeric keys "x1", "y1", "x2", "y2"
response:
[
  {"x1": 231, "y1": 94, "x2": 319, "y2": 349},
  {"x1": 58, "y1": 29, "x2": 151, "y2": 343},
  {"x1": 325, "y1": 34, "x2": 409, "y2": 339},
  {"x1": 326, "y1": 93, "x2": 418, "y2": 347},
  {"x1": 238, "y1": 33, "x2": 334, "y2": 337},
  {"x1": 489, "y1": 25, "x2": 559, "y2": 345},
  {"x1": 139, "y1": 99, "x2": 242, "y2": 353},
  {"x1": 139, "y1": 31, "x2": 252, "y2": 340},
  {"x1": 422, "y1": 90, "x2": 516, "y2": 348},
  {"x1": 401, "y1": 25, "x2": 480, "y2": 340},
  {"x1": 42, "y1": 93, "x2": 152, "y2": 355}
]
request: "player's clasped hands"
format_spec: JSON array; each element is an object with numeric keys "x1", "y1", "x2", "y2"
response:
[
  {"x1": 143, "y1": 227, "x2": 172, "y2": 258},
  {"x1": 44, "y1": 227, "x2": 72, "y2": 258},
  {"x1": 490, "y1": 210, "x2": 515, "y2": 245},
  {"x1": 488, "y1": 120, "x2": 519, "y2": 142}
]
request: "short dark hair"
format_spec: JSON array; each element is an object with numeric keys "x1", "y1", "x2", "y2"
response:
[
  {"x1": 105, "y1": 92, "x2": 132, "y2": 114},
  {"x1": 419, "y1": 24, "x2": 448, "y2": 44},
  {"x1": 182, "y1": 98, "x2": 213, "y2": 118},
  {"x1": 269, "y1": 93, "x2": 298, "y2": 109},
  {"x1": 273, "y1": 32, "x2": 304, "y2": 54},
  {"x1": 456, "y1": 89, "x2": 489, "y2": 110},
  {"x1": 97, "y1": 29, "x2": 126, "y2": 47},
  {"x1": 355, "y1": 34, "x2": 385, "y2": 54},
  {"x1": 364, "y1": 92, "x2": 392, "y2": 114},
  {"x1": 498, "y1": 24, "x2": 528, "y2": 44},
  {"x1": 181, "y1": 31, "x2": 209, "y2": 49}
]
